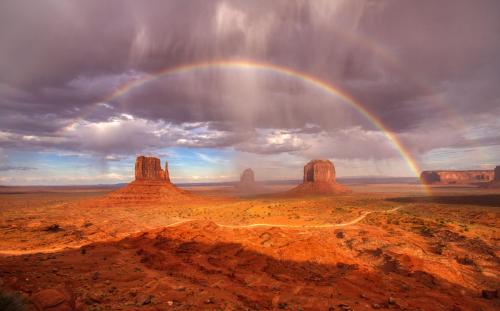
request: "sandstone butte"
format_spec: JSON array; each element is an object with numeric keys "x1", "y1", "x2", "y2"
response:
[
  {"x1": 240, "y1": 168, "x2": 255, "y2": 184},
  {"x1": 421, "y1": 169, "x2": 495, "y2": 185},
  {"x1": 135, "y1": 155, "x2": 170, "y2": 182},
  {"x1": 288, "y1": 159, "x2": 351, "y2": 195},
  {"x1": 103, "y1": 156, "x2": 191, "y2": 205},
  {"x1": 235, "y1": 168, "x2": 259, "y2": 192}
]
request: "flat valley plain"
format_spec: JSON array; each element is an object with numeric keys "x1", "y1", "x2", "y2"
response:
[{"x1": 0, "y1": 183, "x2": 499, "y2": 310}]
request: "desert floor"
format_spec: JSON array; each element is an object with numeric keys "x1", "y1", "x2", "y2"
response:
[{"x1": 0, "y1": 183, "x2": 499, "y2": 310}]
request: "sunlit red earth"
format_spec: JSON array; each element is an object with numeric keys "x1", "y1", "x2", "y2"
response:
[{"x1": 0, "y1": 183, "x2": 499, "y2": 310}]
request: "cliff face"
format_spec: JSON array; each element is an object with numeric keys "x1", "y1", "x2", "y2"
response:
[
  {"x1": 420, "y1": 170, "x2": 494, "y2": 185},
  {"x1": 303, "y1": 160, "x2": 335, "y2": 183},
  {"x1": 495, "y1": 166, "x2": 500, "y2": 181},
  {"x1": 135, "y1": 156, "x2": 169, "y2": 182},
  {"x1": 289, "y1": 159, "x2": 349, "y2": 195}
]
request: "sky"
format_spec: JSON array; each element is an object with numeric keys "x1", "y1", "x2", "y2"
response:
[{"x1": 1, "y1": 0, "x2": 500, "y2": 185}]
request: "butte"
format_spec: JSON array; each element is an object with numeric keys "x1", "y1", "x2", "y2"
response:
[
  {"x1": 288, "y1": 159, "x2": 351, "y2": 195},
  {"x1": 103, "y1": 155, "x2": 191, "y2": 205},
  {"x1": 235, "y1": 168, "x2": 256, "y2": 190}
]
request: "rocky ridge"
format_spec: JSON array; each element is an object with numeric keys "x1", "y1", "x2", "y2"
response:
[{"x1": 421, "y1": 170, "x2": 494, "y2": 185}]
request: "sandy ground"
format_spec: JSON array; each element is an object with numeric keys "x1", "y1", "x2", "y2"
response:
[{"x1": 0, "y1": 183, "x2": 499, "y2": 310}]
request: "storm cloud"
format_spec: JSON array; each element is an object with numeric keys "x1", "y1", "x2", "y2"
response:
[{"x1": 1, "y1": 0, "x2": 499, "y2": 183}]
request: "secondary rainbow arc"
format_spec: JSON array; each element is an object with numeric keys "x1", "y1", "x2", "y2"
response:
[{"x1": 101, "y1": 60, "x2": 422, "y2": 178}]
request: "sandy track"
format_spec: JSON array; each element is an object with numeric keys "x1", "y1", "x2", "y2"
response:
[
  {"x1": 0, "y1": 207, "x2": 402, "y2": 255},
  {"x1": 218, "y1": 206, "x2": 402, "y2": 229}
]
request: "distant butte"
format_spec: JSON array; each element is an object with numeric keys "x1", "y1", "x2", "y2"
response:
[
  {"x1": 421, "y1": 169, "x2": 494, "y2": 185},
  {"x1": 235, "y1": 168, "x2": 259, "y2": 193},
  {"x1": 103, "y1": 155, "x2": 191, "y2": 205},
  {"x1": 240, "y1": 168, "x2": 255, "y2": 184},
  {"x1": 288, "y1": 160, "x2": 350, "y2": 195}
]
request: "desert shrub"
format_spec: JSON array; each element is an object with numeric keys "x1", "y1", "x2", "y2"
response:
[
  {"x1": 459, "y1": 223, "x2": 470, "y2": 232},
  {"x1": 44, "y1": 223, "x2": 61, "y2": 232},
  {"x1": 0, "y1": 290, "x2": 26, "y2": 311},
  {"x1": 419, "y1": 225, "x2": 434, "y2": 237},
  {"x1": 431, "y1": 242, "x2": 446, "y2": 255},
  {"x1": 456, "y1": 255, "x2": 474, "y2": 265}
]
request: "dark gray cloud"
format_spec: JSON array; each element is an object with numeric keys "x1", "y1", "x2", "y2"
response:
[
  {"x1": 0, "y1": 0, "x2": 499, "y2": 165},
  {"x1": 0, "y1": 166, "x2": 37, "y2": 172}
]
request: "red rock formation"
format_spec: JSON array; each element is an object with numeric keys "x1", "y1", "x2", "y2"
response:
[
  {"x1": 495, "y1": 166, "x2": 500, "y2": 181},
  {"x1": 420, "y1": 170, "x2": 494, "y2": 185},
  {"x1": 164, "y1": 160, "x2": 170, "y2": 182},
  {"x1": 135, "y1": 156, "x2": 169, "y2": 182},
  {"x1": 289, "y1": 160, "x2": 350, "y2": 195},
  {"x1": 31, "y1": 287, "x2": 75, "y2": 311},
  {"x1": 235, "y1": 168, "x2": 261, "y2": 193},
  {"x1": 240, "y1": 168, "x2": 255, "y2": 184},
  {"x1": 303, "y1": 160, "x2": 335, "y2": 183},
  {"x1": 103, "y1": 155, "x2": 191, "y2": 205}
]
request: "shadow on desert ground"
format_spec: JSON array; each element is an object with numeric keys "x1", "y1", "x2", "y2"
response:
[{"x1": 1, "y1": 221, "x2": 497, "y2": 311}]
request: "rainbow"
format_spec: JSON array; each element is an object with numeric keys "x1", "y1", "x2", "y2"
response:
[{"x1": 100, "y1": 59, "x2": 422, "y2": 178}]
